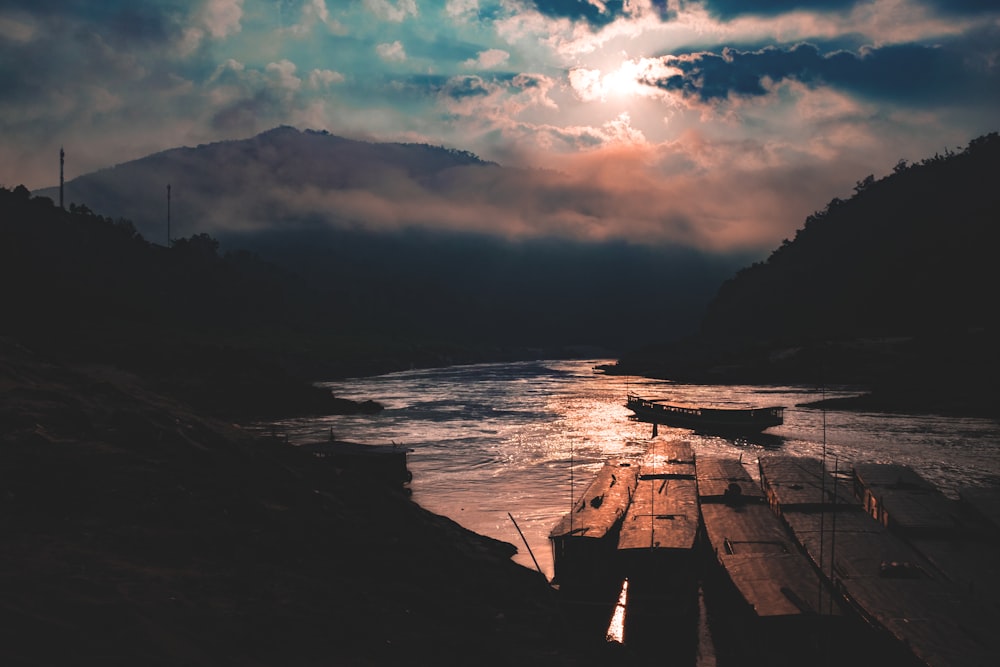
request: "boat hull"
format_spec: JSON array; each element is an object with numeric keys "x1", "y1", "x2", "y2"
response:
[{"x1": 626, "y1": 394, "x2": 783, "y2": 435}]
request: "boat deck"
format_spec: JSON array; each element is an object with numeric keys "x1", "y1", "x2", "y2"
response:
[
  {"x1": 615, "y1": 438, "x2": 700, "y2": 656},
  {"x1": 760, "y1": 455, "x2": 1000, "y2": 667},
  {"x1": 853, "y1": 463, "x2": 1000, "y2": 620},
  {"x1": 549, "y1": 459, "x2": 638, "y2": 590},
  {"x1": 698, "y1": 456, "x2": 838, "y2": 619},
  {"x1": 618, "y1": 439, "x2": 698, "y2": 552}
]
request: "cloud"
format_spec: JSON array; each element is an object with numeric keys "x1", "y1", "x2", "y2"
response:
[
  {"x1": 308, "y1": 68, "x2": 346, "y2": 87},
  {"x1": 376, "y1": 40, "x2": 408, "y2": 62},
  {"x1": 266, "y1": 59, "x2": 303, "y2": 91},
  {"x1": 528, "y1": 0, "x2": 630, "y2": 27},
  {"x1": 648, "y1": 40, "x2": 1000, "y2": 107},
  {"x1": 446, "y1": 0, "x2": 481, "y2": 22},
  {"x1": 0, "y1": 13, "x2": 38, "y2": 42},
  {"x1": 918, "y1": 0, "x2": 1000, "y2": 15},
  {"x1": 364, "y1": 0, "x2": 419, "y2": 23},
  {"x1": 699, "y1": 1, "x2": 861, "y2": 20},
  {"x1": 569, "y1": 57, "x2": 681, "y2": 102},
  {"x1": 463, "y1": 48, "x2": 510, "y2": 69},
  {"x1": 199, "y1": 0, "x2": 245, "y2": 39}
]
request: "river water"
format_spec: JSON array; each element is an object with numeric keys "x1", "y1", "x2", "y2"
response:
[{"x1": 264, "y1": 359, "x2": 1000, "y2": 579}]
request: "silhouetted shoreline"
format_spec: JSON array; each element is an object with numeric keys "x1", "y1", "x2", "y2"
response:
[{"x1": 0, "y1": 337, "x2": 608, "y2": 666}]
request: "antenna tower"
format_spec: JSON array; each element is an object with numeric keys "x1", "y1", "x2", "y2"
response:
[
  {"x1": 59, "y1": 147, "x2": 65, "y2": 209},
  {"x1": 166, "y1": 184, "x2": 171, "y2": 247}
]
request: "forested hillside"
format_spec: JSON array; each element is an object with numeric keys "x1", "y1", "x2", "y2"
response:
[
  {"x1": 615, "y1": 133, "x2": 1000, "y2": 418},
  {"x1": 701, "y1": 132, "x2": 999, "y2": 342},
  {"x1": 0, "y1": 186, "x2": 379, "y2": 418}
]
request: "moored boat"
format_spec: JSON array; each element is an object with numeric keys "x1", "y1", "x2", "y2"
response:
[
  {"x1": 626, "y1": 393, "x2": 783, "y2": 435},
  {"x1": 616, "y1": 438, "x2": 699, "y2": 654},
  {"x1": 698, "y1": 456, "x2": 852, "y2": 665},
  {"x1": 549, "y1": 458, "x2": 638, "y2": 593},
  {"x1": 759, "y1": 455, "x2": 1000, "y2": 667}
]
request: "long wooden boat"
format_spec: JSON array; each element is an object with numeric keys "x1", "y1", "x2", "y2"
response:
[
  {"x1": 548, "y1": 458, "x2": 638, "y2": 593},
  {"x1": 853, "y1": 463, "x2": 1000, "y2": 617},
  {"x1": 298, "y1": 439, "x2": 413, "y2": 486},
  {"x1": 698, "y1": 457, "x2": 853, "y2": 665},
  {"x1": 626, "y1": 393, "x2": 783, "y2": 435},
  {"x1": 760, "y1": 455, "x2": 1000, "y2": 667},
  {"x1": 698, "y1": 456, "x2": 839, "y2": 617},
  {"x1": 616, "y1": 438, "x2": 699, "y2": 653}
]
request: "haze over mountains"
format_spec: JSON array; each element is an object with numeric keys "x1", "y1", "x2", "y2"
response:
[{"x1": 36, "y1": 126, "x2": 756, "y2": 351}]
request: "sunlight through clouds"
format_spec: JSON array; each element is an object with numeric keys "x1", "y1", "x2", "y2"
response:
[
  {"x1": 0, "y1": 0, "x2": 997, "y2": 252},
  {"x1": 569, "y1": 58, "x2": 682, "y2": 102}
]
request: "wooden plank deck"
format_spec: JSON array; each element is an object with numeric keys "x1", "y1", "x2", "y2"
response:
[
  {"x1": 853, "y1": 463, "x2": 1000, "y2": 622},
  {"x1": 618, "y1": 439, "x2": 698, "y2": 552},
  {"x1": 853, "y1": 463, "x2": 959, "y2": 536},
  {"x1": 698, "y1": 457, "x2": 837, "y2": 619},
  {"x1": 760, "y1": 455, "x2": 1000, "y2": 667},
  {"x1": 549, "y1": 459, "x2": 638, "y2": 590},
  {"x1": 549, "y1": 459, "x2": 639, "y2": 541},
  {"x1": 696, "y1": 456, "x2": 764, "y2": 502},
  {"x1": 759, "y1": 455, "x2": 857, "y2": 512},
  {"x1": 615, "y1": 438, "x2": 699, "y2": 656}
]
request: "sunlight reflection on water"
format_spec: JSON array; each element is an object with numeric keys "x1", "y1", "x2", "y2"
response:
[{"x1": 264, "y1": 359, "x2": 1000, "y2": 579}]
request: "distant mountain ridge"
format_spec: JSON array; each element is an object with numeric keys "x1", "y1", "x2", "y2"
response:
[{"x1": 38, "y1": 126, "x2": 497, "y2": 241}]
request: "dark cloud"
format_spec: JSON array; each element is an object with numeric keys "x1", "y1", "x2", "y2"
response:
[
  {"x1": 2, "y1": 0, "x2": 184, "y2": 46},
  {"x1": 650, "y1": 40, "x2": 1000, "y2": 106},
  {"x1": 696, "y1": 1, "x2": 861, "y2": 19},
  {"x1": 444, "y1": 75, "x2": 493, "y2": 99},
  {"x1": 529, "y1": 0, "x2": 628, "y2": 27},
  {"x1": 918, "y1": 0, "x2": 1000, "y2": 15}
]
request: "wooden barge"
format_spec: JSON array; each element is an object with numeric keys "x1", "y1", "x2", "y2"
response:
[
  {"x1": 698, "y1": 456, "x2": 840, "y2": 617},
  {"x1": 697, "y1": 457, "x2": 860, "y2": 665},
  {"x1": 548, "y1": 459, "x2": 638, "y2": 593},
  {"x1": 853, "y1": 463, "x2": 1000, "y2": 618},
  {"x1": 760, "y1": 455, "x2": 1000, "y2": 667},
  {"x1": 616, "y1": 439, "x2": 700, "y2": 653}
]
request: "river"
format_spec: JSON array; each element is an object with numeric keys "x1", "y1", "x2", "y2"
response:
[{"x1": 264, "y1": 359, "x2": 1000, "y2": 579}]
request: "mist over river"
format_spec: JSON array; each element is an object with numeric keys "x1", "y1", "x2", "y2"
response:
[{"x1": 264, "y1": 360, "x2": 1000, "y2": 579}]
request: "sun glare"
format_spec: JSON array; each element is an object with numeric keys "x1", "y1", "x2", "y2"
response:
[
  {"x1": 606, "y1": 577, "x2": 629, "y2": 644},
  {"x1": 570, "y1": 58, "x2": 680, "y2": 103}
]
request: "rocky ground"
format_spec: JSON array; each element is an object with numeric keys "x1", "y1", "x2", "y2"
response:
[{"x1": 0, "y1": 337, "x2": 610, "y2": 666}]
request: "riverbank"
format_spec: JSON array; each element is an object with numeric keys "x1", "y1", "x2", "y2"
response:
[
  {"x1": 607, "y1": 332, "x2": 1000, "y2": 422},
  {"x1": 0, "y1": 338, "x2": 605, "y2": 666}
]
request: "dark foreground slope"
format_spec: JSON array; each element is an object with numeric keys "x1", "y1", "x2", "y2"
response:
[
  {"x1": 0, "y1": 337, "x2": 592, "y2": 666},
  {"x1": 614, "y1": 133, "x2": 1000, "y2": 418}
]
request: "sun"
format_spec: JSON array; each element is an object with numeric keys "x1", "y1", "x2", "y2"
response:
[{"x1": 570, "y1": 57, "x2": 681, "y2": 103}]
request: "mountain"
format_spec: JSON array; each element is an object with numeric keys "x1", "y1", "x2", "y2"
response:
[
  {"x1": 613, "y1": 132, "x2": 1000, "y2": 418},
  {"x1": 38, "y1": 126, "x2": 497, "y2": 243},
  {"x1": 34, "y1": 126, "x2": 753, "y2": 353}
]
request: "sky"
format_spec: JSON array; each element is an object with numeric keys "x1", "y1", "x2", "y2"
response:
[{"x1": 1, "y1": 0, "x2": 998, "y2": 253}]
